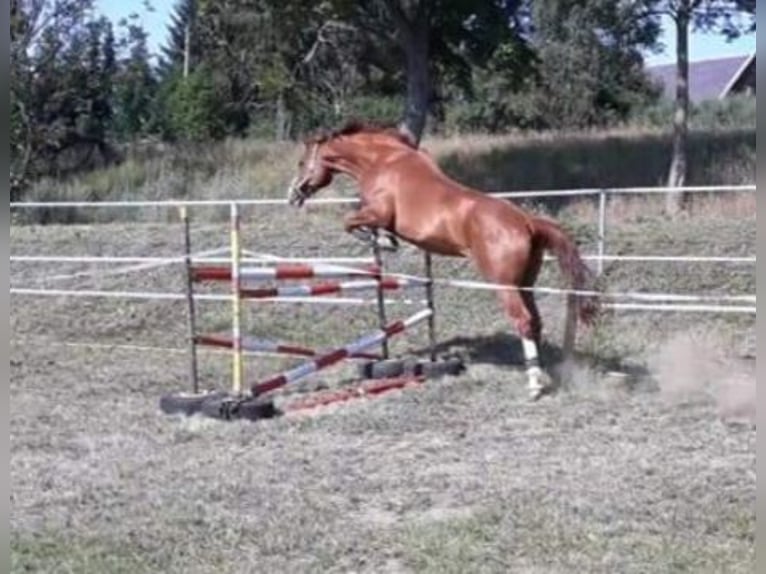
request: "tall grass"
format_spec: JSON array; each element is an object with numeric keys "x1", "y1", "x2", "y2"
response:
[
  {"x1": 434, "y1": 127, "x2": 755, "y2": 192},
  {"x1": 16, "y1": 126, "x2": 756, "y2": 224}
]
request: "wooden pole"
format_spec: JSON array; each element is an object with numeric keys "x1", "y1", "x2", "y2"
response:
[
  {"x1": 230, "y1": 203, "x2": 244, "y2": 395},
  {"x1": 371, "y1": 229, "x2": 389, "y2": 359},
  {"x1": 424, "y1": 252, "x2": 437, "y2": 361},
  {"x1": 597, "y1": 190, "x2": 607, "y2": 276},
  {"x1": 183, "y1": 24, "x2": 191, "y2": 79},
  {"x1": 181, "y1": 206, "x2": 200, "y2": 393}
]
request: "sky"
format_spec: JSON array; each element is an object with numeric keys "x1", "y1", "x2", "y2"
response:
[
  {"x1": 643, "y1": 15, "x2": 756, "y2": 66},
  {"x1": 95, "y1": 0, "x2": 755, "y2": 67}
]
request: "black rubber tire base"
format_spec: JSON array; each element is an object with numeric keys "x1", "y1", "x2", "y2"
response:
[
  {"x1": 200, "y1": 395, "x2": 280, "y2": 421},
  {"x1": 160, "y1": 391, "x2": 279, "y2": 421},
  {"x1": 159, "y1": 390, "x2": 228, "y2": 416},
  {"x1": 358, "y1": 356, "x2": 466, "y2": 381}
]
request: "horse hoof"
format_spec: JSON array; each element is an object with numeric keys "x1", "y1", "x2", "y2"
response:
[
  {"x1": 528, "y1": 371, "x2": 554, "y2": 401},
  {"x1": 378, "y1": 242, "x2": 398, "y2": 253},
  {"x1": 350, "y1": 229, "x2": 374, "y2": 244},
  {"x1": 376, "y1": 234, "x2": 399, "y2": 252}
]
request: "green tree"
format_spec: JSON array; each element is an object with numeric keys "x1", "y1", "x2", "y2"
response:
[
  {"x1": 528, "y1": 0, "x2": 660, "y2": 129},
  {"x1": 159, "y1": 0, "x2": 199, "y2": 78},
  {"x1": 640, "y1": 0, "x2": 755, "y2": 214},
  {"x1": 114, "y1": 22, "x2": 157, "y2": 139},
  {"x1": 10, "y1": 0, "x2": 32, "y2": 198},
  {"x1": 323, "y1": 0, "x2": 539, "y2": 142},
  {"x1": 11, "y1": 0, "x2": 122, "y2": 182},
  {"x1": 162, "y1": 66, "x2": 225, "y2": 140},
  {"x1": 10, "y1": 0, "x2": 146, "y2": 195},
  {"x1": 81, "y1": 18, "x2": 116, "y2": 144},
  {"x1": 445, "y1": 37, "x2": 540, "y2": 132}
]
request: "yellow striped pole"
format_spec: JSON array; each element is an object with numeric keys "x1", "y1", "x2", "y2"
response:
[{"x1": 230, "y1": 203, "x2": 244, "y2": 395}]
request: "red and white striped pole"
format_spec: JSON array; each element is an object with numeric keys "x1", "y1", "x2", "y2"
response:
[
  {"x1": 251, "y1": 309, "x2": 433, "y2": 396},
  {"x1": 192, "y1": 263, "x2": 380, "y2": 282},
  {"x1": 239, "y1": 277, "x2": 414, "y2": 299},
  {"x1": 195, "y1": 334, "x2": 380, "y2": 360}
]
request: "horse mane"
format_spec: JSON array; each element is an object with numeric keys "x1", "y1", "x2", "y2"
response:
[{"x1": 307, "y1": 119, "x2": 417, "y2": 149}]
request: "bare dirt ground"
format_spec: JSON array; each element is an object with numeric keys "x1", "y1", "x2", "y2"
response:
[{"x1": 11, "y1": 208, "x2": 755, "y2": 573}]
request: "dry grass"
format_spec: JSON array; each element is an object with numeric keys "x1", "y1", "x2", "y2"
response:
[
  {"x1": 16, "y1": 126, "x2": 755, "y2": 225},
  {"x1": 10, "y1": 204, "x2": 755, "y2": 572},
  {"x1": 561, "y1": 192, "x2": 757, "y2": 226},
  {"x1": 435, "y1": 128, "x2": 755, "y2": 196}
]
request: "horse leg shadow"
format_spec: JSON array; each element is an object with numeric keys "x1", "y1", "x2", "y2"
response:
[
  {"x1": 415, "y1": 332, "x2": 562, "y2": 367},
  {"x1": 413, "y1": 332, "x2": 651, "y2": 391}
]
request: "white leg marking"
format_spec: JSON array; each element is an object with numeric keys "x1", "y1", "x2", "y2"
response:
[
  {"x1": 522, "y1": 338, "x2": 539, "y2": 364},
  {"x1": 522, "y1": 337, "x2": 547, "y2": 399}
]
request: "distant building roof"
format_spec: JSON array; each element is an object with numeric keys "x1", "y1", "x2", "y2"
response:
[{"x1": 648, "y1": 54, "x2": 755, "y2": 103}]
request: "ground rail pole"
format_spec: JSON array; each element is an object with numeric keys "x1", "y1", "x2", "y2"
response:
[
  {"x1": 230, "y1": 203, "x2": 244, "y2": 394},
  {"x1": 424, "y1": 252, "x2": 437, "y2": 362},
  {"x1": 181, "y1": 206, "x2": 200, "y2": 393}
]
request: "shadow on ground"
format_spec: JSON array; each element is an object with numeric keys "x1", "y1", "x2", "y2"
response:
[{"x1": 414, "y1": 331, "x2": 652, "y2": 387}]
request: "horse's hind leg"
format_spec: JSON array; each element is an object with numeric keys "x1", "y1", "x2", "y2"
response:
[
  {"x1": 487, "y1": 245, "x2": 550, "y2": 399},
  {"x1": 497, "y1": 289, "x2": 552, "y2": 400}
]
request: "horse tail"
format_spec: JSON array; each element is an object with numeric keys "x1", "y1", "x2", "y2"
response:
[{"x1": 532, "y1": 216, "x2": 599, "y2": 326}]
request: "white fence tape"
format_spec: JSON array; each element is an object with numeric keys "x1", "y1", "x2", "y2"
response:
[
  {"x1": 8, "y1": 184, "x2": 756, "y2": 209},
  {"x1": 604, "y1": 303, "x2": 756, "y2": 314},
  {"x1": 10, "y1": 281, "x2": 755, "y2": 306},
  {"x1": 11, "y1": 253, "x2": 756, "y2": 267},
  {"x1": 9, "y1": 185, "x2": 756, "y2": 314},
  {"x1": 11, "y1": 254, "x2": 376, "y2": 265}
]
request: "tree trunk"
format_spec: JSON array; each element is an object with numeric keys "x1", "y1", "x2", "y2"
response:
[
  {"x1": 401, "y1": 27, "x2": 430, "y2": 146},
  {"x1": 183, "y1": 24, "x2": 191, "y2": 78},
  {"x1": 384, "y1": 1, "x2": 431, "y2": 146},
  {"x1": 275, "y1": 91, "x2": 288, "y2": 141},
  {"x1": 666, "y1": 5, "x2": 690, "y2": 216}
]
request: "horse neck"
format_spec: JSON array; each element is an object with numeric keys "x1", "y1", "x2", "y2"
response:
[{"x1": 325, "y1": 137, "x2": 401, "y2": 182}]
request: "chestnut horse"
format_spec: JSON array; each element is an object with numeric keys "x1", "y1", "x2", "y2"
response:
[{"x1": 287, "y1": 121, "x2": 597, "y2": 399}]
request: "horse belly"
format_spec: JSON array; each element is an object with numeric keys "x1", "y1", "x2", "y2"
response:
[
  {"x1": 393, "y1": 188, "x2": 473, "y2": 257},
  {"x1": 396, "y1": 221, "x2": 468, "y2": 257},
  {"x1": 410, "y1": 237, "x2": 466, "y2": 257}
]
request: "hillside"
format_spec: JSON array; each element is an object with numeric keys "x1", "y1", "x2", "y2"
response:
[{"x1": 18, "y1": 127, "x2": 756, "y2": 225}]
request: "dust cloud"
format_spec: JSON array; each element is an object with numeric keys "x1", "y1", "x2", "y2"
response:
[{"x1": 651, "y1": 331, "x2": 755, "y2": 425}]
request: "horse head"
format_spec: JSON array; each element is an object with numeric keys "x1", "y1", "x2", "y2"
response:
[
  {"x1": 287, "y1": 120, "x2": 417, "y2": 207},
  {"x1": 287, "y1": 137, "x2": 335, "y2": 208}
]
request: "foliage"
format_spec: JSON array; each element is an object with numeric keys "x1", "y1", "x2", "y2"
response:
[
  {"x1": 158, "y1": 0, "x2": 199, "y2": 77},
  {"x1": 11, "y1": 0, "x2": 118, "y2": 187},
  {"x1": 9, "y1": 0, "x2": 757, "y2": 201},
  {"x1": 635, "y1": 0, "x2": 755, "y2": 207},
  {"x1": 19, "y1": 126, "x2": 754, "y2": 226},
  {"x1": 631, "y1": 94, "x2": 755, "y2": 131},
  {"x1": 113, "y1": 23, "x2": 157, "y2": 140},
  {"x1": 161, "y1": 67, "x2": 225, "y2": 141},
  {"x1": 10, "y1": 0, "x2": 157, "y2": 194},
  {"x1": 528, "y1": 0, "x2": 661, "y2": 129}
]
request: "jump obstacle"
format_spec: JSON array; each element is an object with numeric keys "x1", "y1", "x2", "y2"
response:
[{"x1": 160, "y1": 205, "x2": 463, "y2": 421}]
